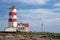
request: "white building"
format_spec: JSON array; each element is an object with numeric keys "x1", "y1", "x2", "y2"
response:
[{"x1": 17, "y1": 23, "x2": 29, "y2": 32}]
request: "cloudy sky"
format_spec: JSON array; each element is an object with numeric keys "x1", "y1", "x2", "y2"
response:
[{"x1": 0, "y1": 0, "x2": 60, "y2": 33}]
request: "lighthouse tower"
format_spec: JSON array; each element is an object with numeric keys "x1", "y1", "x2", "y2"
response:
[
  {"x1": 5, "y1": 5, "x2": 29, "y2": 32},
  {"x1": 8, "y1": 5, "x2": 17, "y2": 28},
  {"x1": 5, "y1": 5, "x2": 17, "y2": 32}
]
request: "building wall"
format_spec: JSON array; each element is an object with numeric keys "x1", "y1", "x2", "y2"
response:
[{"x1": 5, "y1": 27, "x2": 16, "y2": 32}]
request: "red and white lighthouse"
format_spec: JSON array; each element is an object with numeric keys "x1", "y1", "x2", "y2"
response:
[
  {"x1": 8, "y1": 5, "x2": 17, "y2": 28},
  {"x1": 5, "y1": 5, "x2": 29, "y2": 32}
]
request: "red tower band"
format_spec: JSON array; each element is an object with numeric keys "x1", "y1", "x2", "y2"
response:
[{"x1": 8, "y1": 5, "x2": 17, "y2": 27}]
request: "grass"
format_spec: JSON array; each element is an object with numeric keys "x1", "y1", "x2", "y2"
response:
[{"x1": 0, "y1": 31, "x2": 60, "y2": 39}]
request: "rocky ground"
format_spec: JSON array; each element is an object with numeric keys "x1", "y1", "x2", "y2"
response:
[{"x1": 0, "y1": 33, "x2": 60, "y2": 40}]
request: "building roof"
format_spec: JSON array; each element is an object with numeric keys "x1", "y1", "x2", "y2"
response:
[{"x1": 17, "y1": 23, "x2": 29, "y2": 27}]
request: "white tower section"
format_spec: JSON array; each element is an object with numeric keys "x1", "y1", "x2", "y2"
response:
[{"x1": 8, "y1": 5, "x2": 17, "y2": 28}]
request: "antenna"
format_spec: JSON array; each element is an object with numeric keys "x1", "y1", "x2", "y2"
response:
[
  {"x1": 41, "y1": 22, "x2": 43, "y2": 32},
  {"x1": 41, "y1": 18, "x2": 44, "y2": 32}
]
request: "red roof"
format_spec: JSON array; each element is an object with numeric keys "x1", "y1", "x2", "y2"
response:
[
  {"x1": 23, "y1": 23, "x2": 29, "y2": 27},
  {"x1": 17, "y1": 23, "x2": 29, "y2": 27}
]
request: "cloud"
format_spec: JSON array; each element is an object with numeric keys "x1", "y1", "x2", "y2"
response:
[
  {"x1": 17, "y1": 9, "x2": 60, "y2": 19},
  {"x1": 52, "y1": 8, "x2": 60, "y2": 11},
  {"x1": 54, "y1": 2, "x2": 60, "y2": 6},
  {"x1": 52, "y1": 2, "x2": 60, "y2": 12},
  {"x1": 17, "y1": 0, "x2": 50, "y2": 5},
  {"x1": 0, "y1": 0, "x2": 50, "y2": 5}
]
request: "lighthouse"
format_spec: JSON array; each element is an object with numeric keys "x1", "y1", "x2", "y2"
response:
[
  {"x1": 8, "y1": 5, "x2": 17, "y2": 28},
  {"x1": 5, "y1": 5, "x2": 17, "y2": 32},
  {"x1": 5, "y1": 5, "x2": 29, "y2": 32}
]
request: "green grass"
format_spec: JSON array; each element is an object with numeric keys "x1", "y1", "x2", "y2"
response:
[{"x1": 0, "y1": 31, "x2": 60, "y2": 39}]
